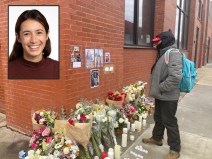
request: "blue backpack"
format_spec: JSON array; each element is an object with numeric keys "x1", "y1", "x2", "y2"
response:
[{"x1": 165, "y1": 49, "x2": 197, "y2": 93}]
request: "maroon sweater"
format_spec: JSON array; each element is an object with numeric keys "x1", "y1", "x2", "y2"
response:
[{"x1": 8, "y1": 57, "x2": 59, "y2": 79}]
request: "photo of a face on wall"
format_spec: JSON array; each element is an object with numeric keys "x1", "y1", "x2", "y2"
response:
[
  {"x1": 90, "y1": 69, "x2": 99, "y2": 88},
  {"x1": 8, "y1": 5, "x2": 59, "y2": 79},
  {"x1": 85, "y1": 49, "x2": 94, "y2": 68},
  {"x1": 105, "y1": 52, "x2": 110, "y2": 63},
  {"x1": 95, "y1": 49, "x2": 103, "y2": 67}
]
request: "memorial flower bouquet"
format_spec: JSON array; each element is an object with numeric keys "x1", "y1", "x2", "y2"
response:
[
  {"x1": 113, "y1": 107, "x2": 128, "y2": 133},
  {"x1": 32, "y1": 109, "x2": 57, "y2": 130},
  {"x1": 29, "y1": 127, "x2": 55, "y2": 156},
  {"x1": 70, "y1": 101, "x2": 93, "y2": 123},
  {"x1": 136, "y1": 96, "x2": 154, "y2": 115},
  {"x1": 106, "y1": 91, "x2": 126, "y2": 108},
  {"x1": 53, "y1": 132, "x2": 79, "y2": 159},
  {"x1": 122, "y1": 81, "x2": 147, "y2": 105},
  {"x1": 122, "y1": 103, "x2": 139, "y2": 123},
  {"x1": 65, "y1": 101, "x2": 93, "y2": 159}
]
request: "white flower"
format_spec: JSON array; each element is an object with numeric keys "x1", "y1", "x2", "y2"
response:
[
  {"x1": 63, "y1": 147, "x2": 70, "y2": 155},
  {"x1": 86, "y1": 115, "x2": 90, "y2": 120},
  {"x1": 102, "y1": 117, "x2": 107, "y2": 123},
  {"x1": 40, "y1": 112, "x2": 44, "y2": 117},
  {"x1": 114, "y1": 122, "x2": 119, "y2": 128},
  {"x1": 107, "y1": 110, "x2": 117, "y2": 118},
  {"x1": 35, "y1": 149, "x2": 41, "y2": 155},
  {"x1": 53, "y1": 150, "x2": 60, "y2": 157},
  {"x1": 119, "y1": 118, "x2": 124, "y2": 123},
  {"x1": 137, "y1": 81, "x2": 142, "y2": 85},
  {"x1": 129, "y1": 97, "x2": 133, "y2": 101},
  {"x1": 131, "y1": 94, "x2": 136, "y2": 99},
  {"x1": 54, "y1": 143, "x2": 63, "y2": 149},
  {"x1": 39, "y1": 118, "x2": 45, "y2": 125},
  {"x1": 76, "y1": 103, "x2": 83, "y2": 109},
  {"x1": 77, "y1": 114, "x2": 81, "y2": 120}
]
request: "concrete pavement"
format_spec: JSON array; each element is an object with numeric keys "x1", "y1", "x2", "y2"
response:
[{"x1": 0, "y1": 63, "x2": 212, "y2": 159}]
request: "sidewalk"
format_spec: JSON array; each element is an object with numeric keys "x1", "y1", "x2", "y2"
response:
[{"x1": 0, "y1": 63, "x2": 212, "y2": 159}]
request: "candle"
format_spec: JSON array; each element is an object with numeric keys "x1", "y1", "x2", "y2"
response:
[
  {"x1": 123, "y1": 128, "x2": 128, "y2": 134},
  {"x1": 139, "y1": 115, "x2": 143, "y2": 122},
  {"x1": 143, "y1": 119, "x2": 147, "y2": 127},
  {"x1": 131, "y1": 123, "x2": 135, "y2": 132},
  {"x1": 108, "y1": 151, "x2": 114, "y2": 159},
  {"x1": 130, "y1": 135, "x2": 134, "y2": 141},
  {"x1": 114, "y1": 145, "x2": 121, "y2": 159},
  {"x1": 135, "y1": 121, "x2": 139, "y2": 130},
  {"x1": 108, "y1": 148, "x2": 114, "y2": 152},
  {"x1": 137, "y1": 122, "x2": 142, "y2": 132},
  {"x1": 127, "y1": 121, "x2": 130, "y2": 130},
  {"x1": 121, "y1": 134, "x2": 127, "y2": 147}
]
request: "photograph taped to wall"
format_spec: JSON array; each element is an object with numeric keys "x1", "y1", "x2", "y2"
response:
[
  {"x1": 90, "y1": 69, "x2": 99, "y2": 88},
  {"x1": 105, "y1": 52, "x2": 110, "y2": 63},
  {"x1": 8, "y1": 5, "x2": 59, "y2": 79},
  {"x1": 95, "y1": 49, "x2": 103, "y2": 67},
  {"x1": 85, "y1": 49, "x2": 94, "y2": 69}
]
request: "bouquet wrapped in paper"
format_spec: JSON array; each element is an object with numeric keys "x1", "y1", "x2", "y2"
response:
[
  {"x1": 106, "y1": 91, "x2": 126, "y2": 108},
  {"x1": 32, "y1": 109, "x2": 57, "y2": 130}
]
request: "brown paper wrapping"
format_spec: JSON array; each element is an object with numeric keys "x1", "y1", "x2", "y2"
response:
[
  {"x1": 105, "y1": 98, "x2": 123, "y2": 108},
  {"x1": 31, "y1": 109, "x2": 46, "y2": 131},
  {"x1": 54, "y1": 115, "x2": 93, "y2": 150}
]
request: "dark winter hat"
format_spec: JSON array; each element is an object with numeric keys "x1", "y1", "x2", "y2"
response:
[{"x1": 156, "y1": 31, "x2": 175, "y2": 50}]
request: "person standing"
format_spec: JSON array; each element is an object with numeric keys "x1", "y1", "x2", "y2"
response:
[{"x1": 142, "y1": 31, "x2": 182, "y2": 159}]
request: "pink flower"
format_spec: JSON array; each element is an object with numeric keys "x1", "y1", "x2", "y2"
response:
[
  {"x1": 129, "y1": 105, "x2": 136, "y2": 112},
  {"x1": 31, "y1": 143, "x2": 38, "y2": 149},
  {"x1": 42, "y1": 128, "x2": 51, "y2": 136},
  {"x1": 29, "y1": 136, "x2": 36, "y2": 145},
  {"x1": 46, "y1": 137, "x2": 53, "y2": 143}
]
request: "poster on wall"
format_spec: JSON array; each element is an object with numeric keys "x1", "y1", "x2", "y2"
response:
[
  {"x1": 85, "y1": 49, "x2": 94, "y2": 68},
  {"x1": 105, "y1": 52, "x2": 110, "y2": 63},
  {"x1": 90, "y1": 69, "x2": 99, "y2": 88},
  {"x1": 95, "y1": 49, "x2": 103, "y2": 67}
]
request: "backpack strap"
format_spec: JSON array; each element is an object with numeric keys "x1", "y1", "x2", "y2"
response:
[{"x1": 164, "y1": 48, "x2": 179, "y2": 64}]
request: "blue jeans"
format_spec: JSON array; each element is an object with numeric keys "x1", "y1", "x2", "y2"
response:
[{"x1": 152, "y1": 99, "x2": 181, "y2": 152}]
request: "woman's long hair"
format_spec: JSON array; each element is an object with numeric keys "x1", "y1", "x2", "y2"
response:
[{"x1": 9, "y1": 9, "x2": 51, "y2": 61}]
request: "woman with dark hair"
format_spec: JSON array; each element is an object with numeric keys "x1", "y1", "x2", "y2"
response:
[{"x1": 8, "y1": 9, "x2": 59, "y2": 79}]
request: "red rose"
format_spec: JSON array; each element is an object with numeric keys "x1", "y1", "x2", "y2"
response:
[
  {"x1": 68, "y1": 118, "x2": 75, "y2": 125},
  {"x1": 81, "y1": 114, "x2": 87, "y2": 121},
  {"x1": 115, "y1": 96, "x2": 122, "y2": 101}
]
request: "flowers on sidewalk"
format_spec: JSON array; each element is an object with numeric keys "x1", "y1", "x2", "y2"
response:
[
  {"x1": 106, "y1": 92, "x2": 126, "y2": 108},
  {"x1": 32, "y1": 109, "x2": 57, "y2": 130},
  {"x1": 29, "y1": 127, "x2": 54, "y2": 156}
]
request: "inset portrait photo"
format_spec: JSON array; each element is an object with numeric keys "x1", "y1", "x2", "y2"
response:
[{"x1": 8, "y1": 5, "x2": 60, "y2": 79}]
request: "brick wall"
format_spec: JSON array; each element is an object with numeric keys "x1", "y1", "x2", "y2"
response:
[
  {"x1": 0, "y1": 0, "x2": 125, "y2": 134},
  {"x1": 123, "y1": 49, "x2": 156, "y2": 95},
  {"x1": 164, "y1": 0, "x2": 177, "y2": 33}
]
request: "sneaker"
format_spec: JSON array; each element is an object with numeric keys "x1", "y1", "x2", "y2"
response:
[
  {"x1": 142, "y1": 137, "x2": 163, "y2": 146},
  {"x1": 164, "y1": 150, "x2": 180, "y2": 159}
]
